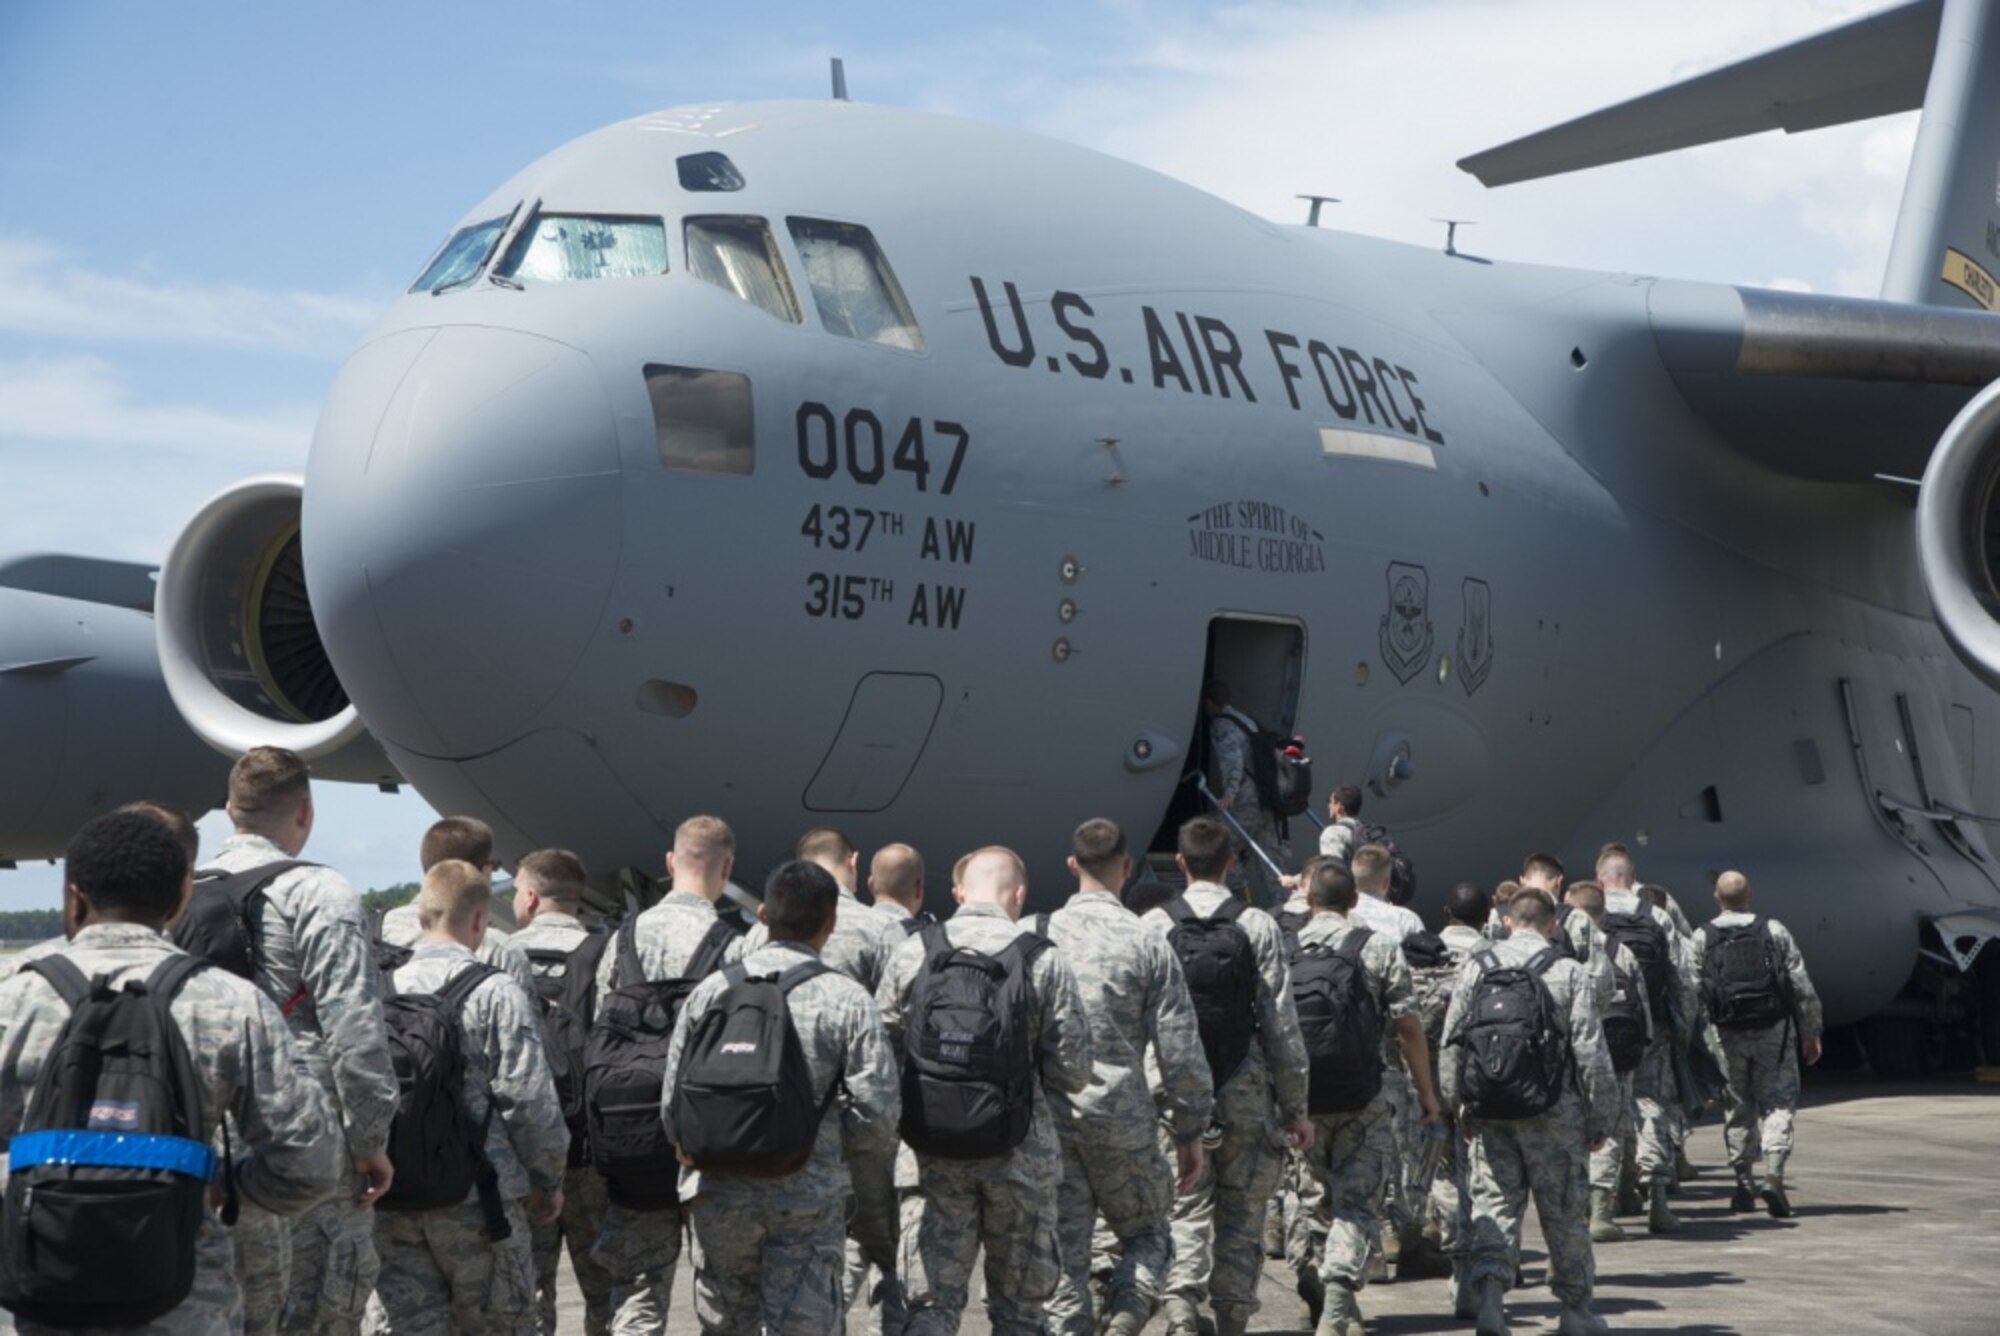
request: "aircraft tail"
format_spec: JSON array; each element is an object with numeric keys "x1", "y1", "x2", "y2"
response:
[{"x1": 1457, "y1": 0, "x2": 2000, "y2": 311}]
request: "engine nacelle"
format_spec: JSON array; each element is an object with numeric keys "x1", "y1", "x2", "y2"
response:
[
  {"x1": 1918, "y1": 379, "x2": 2000, "y2": 690},
  {"x1": 155, "y1": 473, "x2": 394, "y2": 782}
]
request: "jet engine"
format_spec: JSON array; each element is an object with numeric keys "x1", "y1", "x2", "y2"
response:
[
  {"x1": 1918, "y1": 379, "x2": 2000, "y2": 692},
  {"x1": 155, "y1": 473, "x2": 394, "y2": 781}
]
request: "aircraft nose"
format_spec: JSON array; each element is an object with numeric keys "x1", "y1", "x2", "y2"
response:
[{"x1": 303, "y1": 326, "x2": 623, "y2": 758}]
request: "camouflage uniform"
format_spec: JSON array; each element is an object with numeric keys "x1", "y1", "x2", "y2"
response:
[
  {"x1": 1588, "y1": 939, "x2": 1652, "y2": 1194},
  {"x1": 1422, "y1": 924, "x2": 1485, "y2": 1256},
  {"x1": 589, "y1": 889, "x2": 740, "y2": 1334},
  {"x1": 0, "y1": 922, "x2": 343, "y2": 1334},
  {"x1": 1317, "y1": 816, "x2": 1361, "y2": 866},
  {"x1": 509, "y1": 910, "x2": 616, "y2": 1336},
  {"x1": 1603, "y1": 890, "x2": 1697, "y2": 1190},
  {"x1": 380, "y1": 902, "x2": 537, "y2": 999},
  {"x1": 738, "y1": 888, "x2": 905, "y2": 1333},
  {"x1": 1440, "y1": 928, "x2": 1617, "y2": 1312},
  {"x1": 1039, "y1": 888, "x2": 1214, "y2": 1335},
  {"x1": 207, "y1": 834, "x2": 400, "y2": 1336},
  {"x1": 1290, "y1": 912, "x2": 1415, "y2": 1299},
  {"x1": 1686, "y1": 913, "x2": 1822, "y2": 1177},
  {"x1": 1209, "y1": 707, "x2": 1288, "y2": 907},
  {"x1": 663, "y1": 939, "x2": 899, "y2": 1336},
  {"x1": 368, "y1": 942, "x2": 569, "y2": 1335},
  {"x1": 1142, "y1": 881, "x2": 1309, "y2": 1332},
  {"x1": 877, "y1": 902, "x2": 1094, "y2": 1336}
]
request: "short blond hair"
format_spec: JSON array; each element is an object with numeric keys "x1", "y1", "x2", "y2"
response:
[
  {"x1": 870, "y1": 844, "x2": 924, "y2": 905},
  {"x1": 1715, "y1": 870, "x2": 1752, "y2": 909},
  {"x1": 418, "y1": 859, "x2": 492, "y2": 931},
  {"x1": 960, "y1": 846, "x2": 1026, "y2": 900},
  {"x1": 674, "y1": 815, "x2": 735, "y2": 867}
]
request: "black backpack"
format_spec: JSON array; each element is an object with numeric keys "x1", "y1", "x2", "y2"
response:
[
  {"x1": 899, "y1": 910, "x2": 942, "y2": 936},
  {"x1": 522, "y1": 934, "x2": 613, "y2": 1169},
  {"x1": 584, "y1": 919, "x2": 738, "y2": 1209},
  {"x1": 1292, "y1": 927, "x2": 1384, "y2": 1114},
  {"x1": 898, "y1": 925, "x2": 1049, "y2": 1160},
  {"x1": 1219, "y1": 714, "x2": 1313, "y2": 818},
  {"x1": 0, "y1": 955, "x2": 228, "y2": 1330},
  {"x1": 1600, "y1": 910, "x2": 1671, "y2": 1027},
  {"x1": 670, "y1": 959, "x2": 835, "y2": 1177},
  {"x1": 1700, "y1": 917, "x2": 1792, "y2": 1031},
  {"x1": 1452, "y1": 949, "x2": 1572, "y2": 1120},
  {"x1": 367, "y1": 906, "x2": 415, "y2": 977},
  {"x1": 1601, "y1": 955, "x2": 1649, "y2": 1074},
  {"x1": 1163, "y1": 895, "x2": 1261, "y2": 1089},
  {"x1": 1354, "y1": 824, "x2": 1417, "y2": 904},
  {"x1": 170, "y1": 861, "x2": 314, "y2": 979},
  {"x1": 377, "y1": 962, "x2": 510, "y2": 1237}
]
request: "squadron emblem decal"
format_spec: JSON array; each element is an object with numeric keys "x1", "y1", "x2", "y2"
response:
[
  {"x1": 1379, "y1": 562, "x2": 1434, "y2": 685},
  {"x1": 1458, "y1": 578, "x2": 1494, "y2": 695}
]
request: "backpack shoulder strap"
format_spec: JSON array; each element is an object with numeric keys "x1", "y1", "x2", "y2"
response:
[
  {"x1": 1208, "y1": 895, "x2": 1246, "y2": 924},
  {"x1": 686, "y1": 918, "x2": 739, "y2": 979},
  {"x1": 614, "y1": 922, "x2": 645, "y2": 988},
  {"x1": 145, "y1": 953, "x2": 211, "y2": 1004},
  {"x1": 1009, "y1": 929, "x2": 1052, "y2": 970},
  {"x1": 22, "y1": 954, "x2": 91, "y2": 1010},
  {"x1": 778, "y1": 959, "x2": 831, "y2": 993},
  {"x1": 1030, "y1": 912, "x2": 1051, "y2": 938},
  {"x1": 919, "y1": 922, "x2": 953, "y2": 962},
  {"x1": 1163, "y1": 895, "x2": 1198, "y2": 927},
  {"x1": 437, "y1": 961, "x2": 503, "y2": 1017},
  {"x1": 1338, "y1": 926, "x2": 1373, "y2": 960},
  {"x1": 212, "y1": 859, "x2": 315, "y2": 906},
  {"x1": 1219, "y1": 711, "x2": 1256, "y2": 740},
  {"x1": 1473, "y1": 949, "x2": 1502, "y2": 975},
  {"x1": 1527, "y1": 948, "x2": 1562, "y2": 977}
]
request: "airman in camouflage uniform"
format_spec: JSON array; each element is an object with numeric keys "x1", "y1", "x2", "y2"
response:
[
  {"x1": 735, "y1": 828, "x2": 907, "y2": 1334},
  {"x1": 1143, "y1": 818, "x2": 1313, "y2": 1336},
  {"x1": 590, "y1": 816, "x2": 744, "y2": 1335},
  {"x1": 378, "y1": 816, "x2": 537, "y2": 999},
  {"x1": 368, "y1": 861, "x2": 570, "y2": 1336},
  {"x1": 509, "y1": 849, "x2": 617, "y2": 1336},
  {"x1": 1686, "y1": 871, "x2": 1824, "y2": 1218},
  {"x1": 1203, "y1": 679, "x2": 1288, "y2": 908},
  {"x1": 1037, "y1": 820, "x2": 1214, "y2": 1336},
  {"x1": 206, "y1": 748, "x2": 400, "y2": 1336},
  {"x1": 878, "y1": 847, "x2": 1095, "y2": 1336},
  {"x1": 1426, "y1": 884, "x2": 1492, "y2": 1301},
  {"x1": 1441, "y1": 888, "x2": 1618, "y2": 1336},
  {"x1": 1290, "y1": 861, "x2": 1441, "y2": 1336},
  {"x1": 379, "y1": 902, "x2": 535, "y2": 997},
  {"x1": 662, "y1": 859, "x2": 900, "y2": 1335},
  {"x1": 0, "y1": 810, "x2": 344, "y2": 1335},
  {"x1": 1562, "y1": 881, "x2": 1653, "y2": 1245}
]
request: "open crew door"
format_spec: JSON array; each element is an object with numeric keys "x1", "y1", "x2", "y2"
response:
[{"x1": 1148, "y1": 614, "x2": 1307, "y2": 854}]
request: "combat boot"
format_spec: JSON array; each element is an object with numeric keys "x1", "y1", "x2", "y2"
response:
[
  {"x1": 1452, "y1": 1267, "x2": 1476, "y2": 1320},
  {"x1": 1215, "y1": 1310, "x2": 1251, "y2": 1336},
  {"x1": 1474, "y1": 1277, "x2": 1512, "y2": 1336},
  {"x1": 1297, "y1": 1266, "x2": 1325, "y2": 1326},
  {"x1": 1397, "y1": 1223, "x2": 1455, "y2": 1279},
  {"x1": 1762, "y1": 1153, "x2": 1793, "y2": 1219},
  {"x1": 1615, "y1": 1163, "x2": 1644, "y2": 1216},
  {"x1": 1730, "y1": 1166, "x2": 1757, "y2": 1212},
  {"x1": 1646, "y1": 1176, "x2": 1680, "y2": 1234},
  {"x1": 1556, "y1": 1302, "x2": 1611, "y2": 1335},
  {"x1": 1160, "y1": 1295, "x2": 1202, "y2": 1336},
  {"x1": 1315, "y1": 1278, "x2": 1365, "y2": 1336},
  {"x1": 1589, "y1": 1187, "x2": 1627, "y2": 1243}
]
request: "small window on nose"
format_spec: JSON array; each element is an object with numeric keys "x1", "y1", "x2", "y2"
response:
[{"x1": 646, "y1": 364, "x2": 754, "y2": 475}]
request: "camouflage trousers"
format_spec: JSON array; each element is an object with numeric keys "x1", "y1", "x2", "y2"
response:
[
  {"x1": 1295, "y1": 1096, "x2": 1395, "y2": 1289},
  {"x1": 1162, "y1": 1068, "x2": 1284, "y2": 1327},
  {"x1": 1424, "y1": 1113, "x2": 1466, "y2": 1253},
  {"x1": 1628, "y1": 1040, "x2": 1676, "y2": 1184},
  {"x1": 270, "y1": 1194, "x2": 379, "y2": 1335},
  {"x1": 842, "y1": 1144, "x2": 906, "y2": 1336},
  {"x1": 1225, "y1": 804, "x2": 1289, "y2": 910},
  {"x1": 367, "y1": 1197, "x2": 536, "y2": 1335},
  {"x1": 902, "y1": 1143, "x2": 1063, "y2": 1335},
  {"x1": 1377, "y1": 1066, "x2": 1422, "y2": 1233},
  {"x1": 1047, "y1": 1132, "x2": 1176, "y2": 1335},
  {"x1": 687, "y1": 1192, "x2": 847, "y2": 1336},
  {"x1": 532, "y1": 1165, "x2": 614, "y2": 1335},
  {"x1": 1589, "y1": 1071, "x2": 1636, "y2": 1192},
  {"x1": 589, "y1": 1200, "x2": 680, "y2": 1334},
  {"x1": 232, "y1": 1200, "x2": 292, "y2": 1336},
  {"x1": 1719, "y1": 1021, "x2": 1801, "y2": 1170},
  {"x1": 1462, "y1": 1108, "x2": 1595, "y2": 1310}
]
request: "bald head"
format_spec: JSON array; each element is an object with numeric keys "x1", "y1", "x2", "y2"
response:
[
  {"x1": 869, "y1": 843, "x2": 925, "y2": 913},
  {"x1": 955, "y1": 846, "x2": 1027, "y2": 920},
  {"x1": 667, "y1": 815, "x2": 735, "y2": 900},
  {"x1": 1714, "y1": 870, "x2": 1752, "y2": 910}
]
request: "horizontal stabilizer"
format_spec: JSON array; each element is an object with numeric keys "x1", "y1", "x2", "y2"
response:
[
  {"x1": 1459, "y1": 1, "x2": 1938, "y2": 186},
  {"x1": 0, "y1": 655, "x2": 97, "y2": 676},
  {"x1": 0, "y1": 554, "x2": 158, "y2": 614}
]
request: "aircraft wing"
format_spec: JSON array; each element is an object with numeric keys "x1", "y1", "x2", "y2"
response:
[{"x1": 1646, "y1": 282, "x2": 2000, "y2": 481}]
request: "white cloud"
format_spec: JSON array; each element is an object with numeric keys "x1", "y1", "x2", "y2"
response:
[
  {"x1": 0, "y1": 236, "x2": 383, "y2": 356},
  {"x1": 0, "y1": 356, "x2": 315, "y2": 461}
]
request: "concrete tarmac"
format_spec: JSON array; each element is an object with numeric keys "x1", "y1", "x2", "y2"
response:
[{"x1": 556, "y1": 1081, "x2": 1999, "y2": 1334}]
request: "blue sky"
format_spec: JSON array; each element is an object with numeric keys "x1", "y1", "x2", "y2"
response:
[{"x1": 0, "y1": 0, "x2": 1914, "y2": 905}]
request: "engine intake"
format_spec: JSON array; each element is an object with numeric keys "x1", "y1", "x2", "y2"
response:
[
  {"x1": 156, "y1": 473, "x2": 389, "y2": 777},
  {"x1": 1918, "y1": 380, "x2": 2000, "y2": 689}
]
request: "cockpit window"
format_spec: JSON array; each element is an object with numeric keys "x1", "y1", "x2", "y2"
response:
[
  {"x1": 785, "y1": 218, "x2": 924, "y2": 351},
  {"x1": 494, "y1": 212, "x2": 668, "y2": 284},
  {"x1": 410, "y1": 212, "x2": 513, "y2": 293},
  {"x1": 678, "y1": 152, "x2": 745, "y2": 192},
  {"x1": 686, "y1": 217, "x2": 800, "y2": 323}
]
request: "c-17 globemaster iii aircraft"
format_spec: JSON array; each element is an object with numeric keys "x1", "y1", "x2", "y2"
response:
[{"x1": 6, "y1": 0, "x2": 2000, "y2": 1072}]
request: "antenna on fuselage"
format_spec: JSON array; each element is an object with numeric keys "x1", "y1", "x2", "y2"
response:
[
  {"x1": 831, "y1": 57, "x2": 849, "y2": 101},
  {"x1": 1297, "y1": 194, "x2": 1340, "y2": 227},
  {"x1": 1430, "y1": 217, "x2": 1474, "y2": 256}
]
